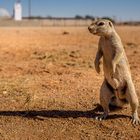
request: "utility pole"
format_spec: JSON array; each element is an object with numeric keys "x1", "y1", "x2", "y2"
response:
[{"x1": 29, "y1": 0, "x2": 31, "y2": 19}]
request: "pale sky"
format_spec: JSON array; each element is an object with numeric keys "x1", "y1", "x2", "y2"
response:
[{"x1": 0, "y1": 0, "x2": 140, "y2": 21}]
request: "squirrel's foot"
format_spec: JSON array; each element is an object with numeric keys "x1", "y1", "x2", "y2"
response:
[
  {"x1": 95, "y1": 112, "x2": 108, "y2": 121},
  {"x1": 131, "y1": 113, "x2": 140, "y2": 125}
]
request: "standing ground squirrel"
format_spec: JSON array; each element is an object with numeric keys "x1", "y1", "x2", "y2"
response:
[{"x1": 88, "y1": 19, "x2": 140, "y2": 125}]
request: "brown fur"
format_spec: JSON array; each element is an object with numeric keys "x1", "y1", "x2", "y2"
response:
[{"x1": 88, "y1": 19, "x2": 140, "y2": 124}]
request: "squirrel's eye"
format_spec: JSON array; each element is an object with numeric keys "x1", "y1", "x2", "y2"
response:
[{"x1": 98, "y1": 22, "x2": 104, "y2": 26}]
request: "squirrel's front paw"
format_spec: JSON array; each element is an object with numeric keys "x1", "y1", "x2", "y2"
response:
[{"x1": 111, "y1": 78, "x2": 119, "y2": 89}]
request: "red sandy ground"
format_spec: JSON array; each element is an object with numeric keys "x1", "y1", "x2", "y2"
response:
[{"x1": 0, "y1": 26, "x2": 140, "y2": 140}]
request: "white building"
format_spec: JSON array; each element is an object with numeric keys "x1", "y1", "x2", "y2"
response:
[{"x1": 14, "y1": 1, "x2": 22, "y2": 21}]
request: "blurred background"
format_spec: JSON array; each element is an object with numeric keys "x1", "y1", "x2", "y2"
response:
[{"x1": 0, "y1": 0, "x2": 140, "y2": 26}]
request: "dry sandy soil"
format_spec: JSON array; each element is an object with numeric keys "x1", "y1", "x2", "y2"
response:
[{"x1": 0, "y1": 25, "x2": 140, "y2": 140}]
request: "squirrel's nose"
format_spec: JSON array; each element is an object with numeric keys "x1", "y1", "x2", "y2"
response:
[{"x1": 88, "y1": 26, "x2": 92, "y2": 31}]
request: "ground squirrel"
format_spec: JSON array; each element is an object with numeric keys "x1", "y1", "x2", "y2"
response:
[{"x1": 88, "y1": 19, "x2": 140, "y2": 125}]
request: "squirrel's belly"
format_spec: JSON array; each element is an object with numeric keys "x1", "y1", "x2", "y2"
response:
[{"x1": 103, "y1": 65, "x2": 126, "y2": 88}]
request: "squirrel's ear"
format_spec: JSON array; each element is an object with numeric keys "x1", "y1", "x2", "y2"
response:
[{"x1": 109, "y1": 21, "x2": 113, "y2": 27}]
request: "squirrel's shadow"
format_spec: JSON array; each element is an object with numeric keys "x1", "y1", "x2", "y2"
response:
[{"x1": 0, "y1": 104, "x2": 130, "y2": 120}]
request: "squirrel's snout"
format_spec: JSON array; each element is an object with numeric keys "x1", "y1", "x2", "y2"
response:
[{"x1": 88, "y1": 26, "x2": 93, "y2": 32}]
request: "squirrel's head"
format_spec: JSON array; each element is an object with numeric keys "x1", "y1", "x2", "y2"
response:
[{"x1": 88, "y1": 19, "x2": 114, "y2": 37}]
